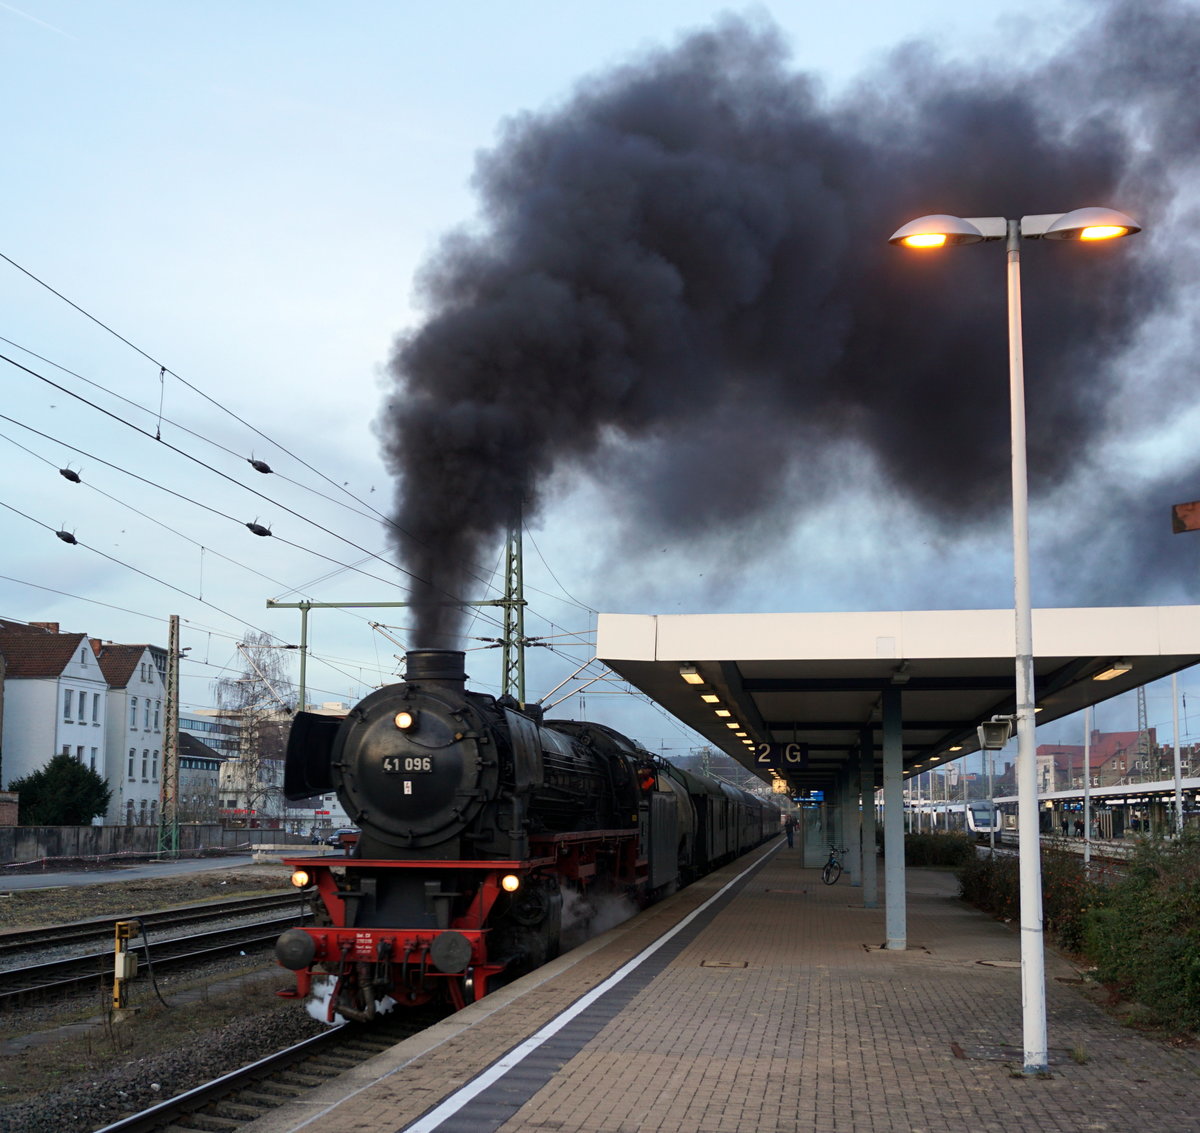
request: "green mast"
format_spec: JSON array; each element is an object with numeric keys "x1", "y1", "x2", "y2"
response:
[{"x1": 500, "y1": 520, "x2": 528, "y2": 704}]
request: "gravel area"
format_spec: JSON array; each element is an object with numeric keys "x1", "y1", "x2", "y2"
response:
[{"x1": 0, "y1": 868, "x2": 330, "y2": 1133}]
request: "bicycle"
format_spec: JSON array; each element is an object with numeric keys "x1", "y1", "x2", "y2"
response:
[{"x1": 821, "y1": 845, "x2": 847, "y2": 886}]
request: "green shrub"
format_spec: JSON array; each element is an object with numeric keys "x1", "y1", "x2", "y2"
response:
[
  {"x1": 956, "y1": 845, "x2": 1099, "y2": 953},
  {"x1": 958, "y1": 851, "x2": 1019, "y2": 921},
  {"x1": 1040, "y1": 847, "x2": 1099, "y2": 955},
  {"x1": 960, "y1": 835, "x2": 1200, "y2": 1032},
  {"x1": 1081, "y1": 834, "x2": 1200, "y2": 1031},
  {"x1": 905, "y1": 832, "x2": 975, "y2": 867}
]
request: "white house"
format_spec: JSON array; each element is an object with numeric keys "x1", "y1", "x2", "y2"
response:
[
  {"x1": 0, "y1": 621, "x2": 110, "y2": 795},
  {"x1": 95, "y1": 642, "x2": 166, "y2": 826}
]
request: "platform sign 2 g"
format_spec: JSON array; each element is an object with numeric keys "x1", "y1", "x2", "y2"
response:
[{"x1": 755, "y1": 742, "x2": 808, "y2": 772}]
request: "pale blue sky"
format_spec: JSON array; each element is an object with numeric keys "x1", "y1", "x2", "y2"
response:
[{"x1": 1, "y1": 0, "x2": 1194, "y2": 761}]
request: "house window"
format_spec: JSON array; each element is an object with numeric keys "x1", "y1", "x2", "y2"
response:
[
  {"x1": 152, "y1": 751, "x2": 159, "y2": 779},
  {"x1": 144, "y1": 700, "x2": 150, "y2": 729},
  {"x1": 90, "y1": 747, "x2": 97, "y2": 770},
  {"x1": 142, "y1": 750, "x2": 149, "y2": 779},
  {"x1": 128, "y1": 748, "x2": 136, "y2": 778},
  {"x1": 126, "y1": 801, "x2": 135, "y2": 826},
  {"x1": 62, "y1": 744, "x2": 71, "y2": 757},
  {"x1": 76, "y1": 746, "x2": 84, "y2": 762},
  {"x1": 80, "y1": 647, "x2": 87, "y2": 665},
  {"x1": 155, "y1": 702, "x2": 161, "y2": 730},
  {"x1": 63, "y1": 689, "x2": 73, "y2": 720},
  {"x1": 92, "y1": 694, "x2": 99, "y2": 723},
  {"x1": 130, "y1": 697, "x2": 138, "y2": 728}
]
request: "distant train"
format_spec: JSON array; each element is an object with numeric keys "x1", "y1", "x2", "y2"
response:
[
  {"x1": 906, "y1": 799, "x2": 1002, "y2": 837},
  {"x1": 274, "y1": 649, "x2": 780, "y2": 1020}
]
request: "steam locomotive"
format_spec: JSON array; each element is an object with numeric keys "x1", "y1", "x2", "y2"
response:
[{"x1": 274, "y1": 650, "x2": 779, "y2": 1020}]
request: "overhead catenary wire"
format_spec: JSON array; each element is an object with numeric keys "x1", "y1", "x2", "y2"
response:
[
  {"x1": 0, "y1": 267, "x2": 655, "y2": 726},
  {"x1": 0, "y1": 250, "x2": 360, "y2": 502},
  {"x1": 0, "y1": 497, "x2": 288, "y2": 644},
  {"x1": 0, "y1": 333, "x2": 580, "y2": 611},
  {"x1": 0, "y1": 324, "x2": 502, "y2": 594},
  {"x1": 523, "y1": 521, "x2": 596, "y2": 615},
  {"x1": 0, "y1": 350, "x2": 445, "y2": 591},
  {"x1": 0, "y1": 573, "x2": 401, "y2": 699},
  {"x1": 0, "y1": 417, "x2": 509, "y2": 648},
  {"x1": 2, "y1": 329, "x2": 588, "y2": 628},
  {"x1": 0, "y1": 258, "x2": 631, "y2": 714},
  {"x1": 0, "y1": 425, "x2": 301, "y2": 594},
  {"x1": 0, "y1": 412, "x2": 511, "y2": 632}
]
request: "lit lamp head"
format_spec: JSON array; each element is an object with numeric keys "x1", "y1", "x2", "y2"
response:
[
  {"x1": 888, "y1": 214, "x2": 985, "y2": 249},
  {"x1": 1041, "y1": 207, "x2": 1141, "y2": 241}
]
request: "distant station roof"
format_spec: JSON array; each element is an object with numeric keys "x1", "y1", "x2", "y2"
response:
[{"x1": 596, "y1": 606, "x2": 1200, "y2": 795}]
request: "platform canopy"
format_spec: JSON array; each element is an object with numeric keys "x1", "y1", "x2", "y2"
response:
[{"x1": 595, "y1": 607, "x2": 1200, "y2": 794}]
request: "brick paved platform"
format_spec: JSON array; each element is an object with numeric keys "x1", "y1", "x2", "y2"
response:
[{"x1": 246, "y1": 841, "x2": 1200, "y2": 1133}]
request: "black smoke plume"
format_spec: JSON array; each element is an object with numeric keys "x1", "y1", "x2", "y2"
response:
[{"x1": 381, "y1": 0, "x2": 1200, "y2": 646}]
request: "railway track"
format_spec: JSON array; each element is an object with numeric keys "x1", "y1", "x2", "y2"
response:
[
  {"x1": 0, "y1": 891, "x2": 307, "y2": 964},
  {"x1": 92, "y1": 1012, "x2": 445, "y2": 1133},
  {"x1": 0, "y1": 894, "x2": 313, "y2": 1010}
]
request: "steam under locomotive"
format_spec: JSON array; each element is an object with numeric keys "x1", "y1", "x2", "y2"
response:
[{"x1": 275, "y1": 649, "x2": 779, "y2": 1020}]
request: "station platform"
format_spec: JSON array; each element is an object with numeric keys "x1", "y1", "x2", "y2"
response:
[{"x1": 246, "y1": 840, "x2": 1200, "y2": 1133}]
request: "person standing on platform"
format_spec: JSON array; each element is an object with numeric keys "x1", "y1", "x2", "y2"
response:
[
  {"x1": 784, "y1": 813, "x2": 797, "y2": 849},
  {"x1": 1061, "y1": 815, "x2": 1070, "y2": 836}
]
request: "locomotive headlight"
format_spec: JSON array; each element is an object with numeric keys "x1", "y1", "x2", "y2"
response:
[
  {"x1": 394, "y1": 709, "x2": 418, "y2": 730},
  {"x1": 290, "y1": 869, "x2": 311, "y2": 888},
  {"x1": 500, "y1": 873, "x2": 521, "y2": 892}
]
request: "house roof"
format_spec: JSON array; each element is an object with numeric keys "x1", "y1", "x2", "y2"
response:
[
  {"x1": 179, "y1": 733, "x2": 224, "y2": 762},
  {"x1": 1038, "y1": 730, "x2": 1159, "y2": 770},
  {"x1": 94, "y1": 643, "x2": 146, "y2": 689},
  {"x1": 0, "y1": 625, "x2": 89, "y2": 679}
]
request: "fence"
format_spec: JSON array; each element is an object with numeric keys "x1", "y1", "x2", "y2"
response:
[{"x1": 0, "y1": 824, "x2": 300, "y2": 868}]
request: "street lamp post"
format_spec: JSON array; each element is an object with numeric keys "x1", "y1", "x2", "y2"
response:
[{"x1": 889, "y1": 206, "x2": 1141, "y2": 1074}]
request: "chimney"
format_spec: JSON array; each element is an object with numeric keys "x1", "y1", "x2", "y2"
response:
[
  {"x1": 403, "y1": 649, "x2": 467, "y2": 689},
  {"x1": 30, "y1": 622, "x2": 60, "y2": 634}
]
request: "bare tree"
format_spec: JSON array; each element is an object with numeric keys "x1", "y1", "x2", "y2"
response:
[
  {"x1": 176, "y1": 781, "x2": 222, "y2": 824},
  {"x1": 214, "y1": 631, "x2": 296, "y2": 826}
]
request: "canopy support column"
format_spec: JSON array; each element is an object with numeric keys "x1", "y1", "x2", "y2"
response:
[
  {"x1": 860, "y1": 726, "x2": 878, "y2": 909},
  {"x1": 882, "y1": 687, "x2": 906, "y2": 950}
]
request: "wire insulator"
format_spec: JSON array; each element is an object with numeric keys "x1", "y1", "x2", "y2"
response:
[
  {"x1": 246, "y1": 522, "x2": 272, "y2": 537},
  {"x1": 58, "y1": 468, "x2": 82, "y2": 483},
  {"x1": 56, "y1": 530, "x2": 78, "y2": 544},
  {"x1": 248, "y1": 458, "x2": 272, "y2": 474}
]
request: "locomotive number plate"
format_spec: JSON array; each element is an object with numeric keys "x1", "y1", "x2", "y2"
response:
[{"x1": 383, "y1": 755, "x2": 433, "y2": 774}]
